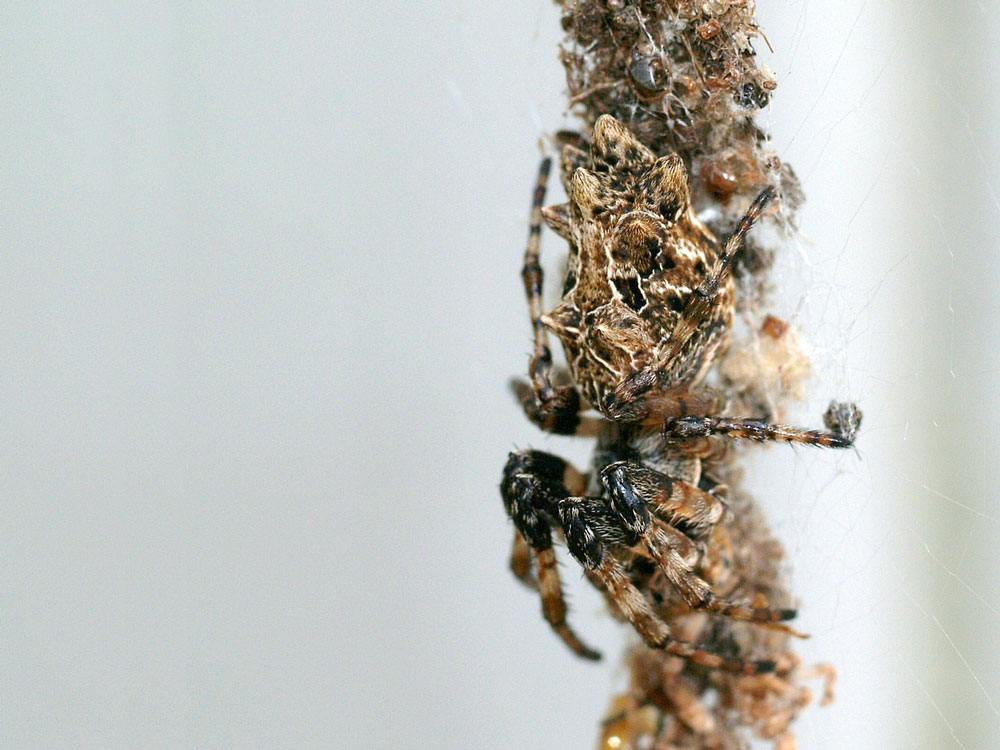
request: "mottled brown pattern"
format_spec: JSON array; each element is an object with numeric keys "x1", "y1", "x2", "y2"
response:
[
  {"x1": 502, "y1": 114, "x2": 859, "y2": 673},
  {"x1": 501, "y1": 2, "x2": 862, "y2": 748},
  {"x1": 543, "y1": 115, "x2": 730, "y2": 412}
]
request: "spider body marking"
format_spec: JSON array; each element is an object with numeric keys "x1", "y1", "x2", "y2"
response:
[{"x1": 502, "y1": 116, "x2": 858, "y2": 674}]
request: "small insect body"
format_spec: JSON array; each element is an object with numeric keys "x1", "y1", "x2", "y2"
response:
[{"x1": 501, "y1": 115, "x2": 858, "y2": 674}]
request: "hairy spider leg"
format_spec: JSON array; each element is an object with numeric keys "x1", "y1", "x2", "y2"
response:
[
  {"x1": 665, "y1": 415, "x2": 854, "y2": 448},
  {"x1": 571, "y1": 513, "x2": 776, "y2": 675},
  {"x1": 665, "y1": 186, "x2": 775, "y2": 363},
  {"x1": 603, "y1": 382, "x2": 724, "y2": 426},
  {"x1": 508, "y1": 456, "x2": 589, "y2": 587},
  {"x1": 509, "y1": 529, "x2": 535, "y2": 586},
  {"x1": 501, "y1": 450, "x2": 602, "y2": 661},
  {"x1": 503, "y1": 450, "x2": 779, "y2": 674},
  {"x1": 516, "y1": 158, "x2": 585, "y2": 435},
  {"x1": 601, "y1": 462, "x2": 796, "y2": 624}
]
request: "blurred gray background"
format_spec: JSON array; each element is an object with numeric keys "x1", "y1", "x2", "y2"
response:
[{"x1": 4, "y1": 2, "x2": 999, "y2": 748}]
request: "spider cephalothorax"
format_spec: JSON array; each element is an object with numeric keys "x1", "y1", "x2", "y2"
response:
[{"x1": 502, "y1": 115, "x2": 857, "y2": 675}]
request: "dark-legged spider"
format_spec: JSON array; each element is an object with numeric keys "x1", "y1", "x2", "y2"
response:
[{"x1": 501, "y1": 116, "x2": 857, "y2": 675}]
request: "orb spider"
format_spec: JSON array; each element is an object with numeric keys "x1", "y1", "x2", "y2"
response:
[{"x1": 501, "y1": 116, "x2": 858, "y2": 674}]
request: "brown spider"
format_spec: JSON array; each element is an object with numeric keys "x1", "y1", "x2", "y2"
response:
[{"x1": 501, "y1": 115, "x2": 858, "y2": 675}]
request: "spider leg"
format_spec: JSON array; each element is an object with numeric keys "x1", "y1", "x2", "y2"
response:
[
  {"x1": 517, "y1": 158, "x2": 584, "y2": 435},
  {"x1": 558, "y1": 495, "x2": 778, "y2": 674},
  {"x1": 511, "y1": 378, "x2": 601, "y2": 437},
  {"x1": 509, "y1": 529, "x2": 535, "y2": 587},
  {"x1": 664, "y1": 415, "x2": 854, "y2": 448},
  {"x1": 601, "y1": 461, "x2": 796, "y2": 625},
  {"x1": 501, "y1": 450, "x2": 602, "y2": 661},
  {"x1": 574, "y1": 528, "x2": 775, "y2": 675},
  {"x1": 601, "y1": 188, "x2": 776, "y2": 424},
  {"x1": 645, "y1": 523, "x2": 794, "y2": 623},
  {"x1": 664, "y1": 186, "x2": 775, "y2": 363},
  {"x1": 502, "y1": 451, "x2": 779, "y2": 672},
  {"x1": 603, "y1": 460, "x2": 724, "y2": 530},
  {"x1": 534, "y1": 545, "x2": 600, "y2": 660}
]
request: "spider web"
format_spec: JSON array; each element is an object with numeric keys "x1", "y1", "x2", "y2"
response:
[
  {"x1": 737, "y1": 3, "x2": 1000, "y2": 747},
  {"x1": 521, "y1": 3, "x2": 1000, "y2": 748}
]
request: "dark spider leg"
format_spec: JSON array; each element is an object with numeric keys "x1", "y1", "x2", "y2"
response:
[
  {"x1": 603, "y1": 460, "x2": 724, "y2": 530},
  {"x1": 600, "y1": 462, "x2": 796, "y2": 624},
  {"x1": 517, "y1": 158, "x2": 584, "y2": 435},
  {"x1": 558, "y1": 497, "x2": 776, "y2": 675},
  {"x1": 664, "y1": 186, "x2": 775, "y2": 363},
  {"x1": 501, "y1": 450, "x2": 602, "y2": 660},
  {"x1": 511, "y1": 378, "x2": 601, "y2": 437},
  {"x1": 509, "y1": 529, "x2": 535, "y2": 587},
  {"x1": 502, "y1": 451, "x2": 777, "y2": 672},
  {"x1": 664, "y1": 415, "x2": 854, "y2": 448}
]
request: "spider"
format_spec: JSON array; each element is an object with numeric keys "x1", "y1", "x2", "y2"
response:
[{"x1": 501, "y1": 115, "x2": 858, "y2": 675}]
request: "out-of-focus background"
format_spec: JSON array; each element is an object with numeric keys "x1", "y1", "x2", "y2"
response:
[{"x1": 4, "y1": 2, "x2": 999, "y2": 748}]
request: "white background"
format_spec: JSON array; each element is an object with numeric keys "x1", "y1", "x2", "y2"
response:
[{"x1": 4, "y1": 2, "x2": 1000, "y2": 748}]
